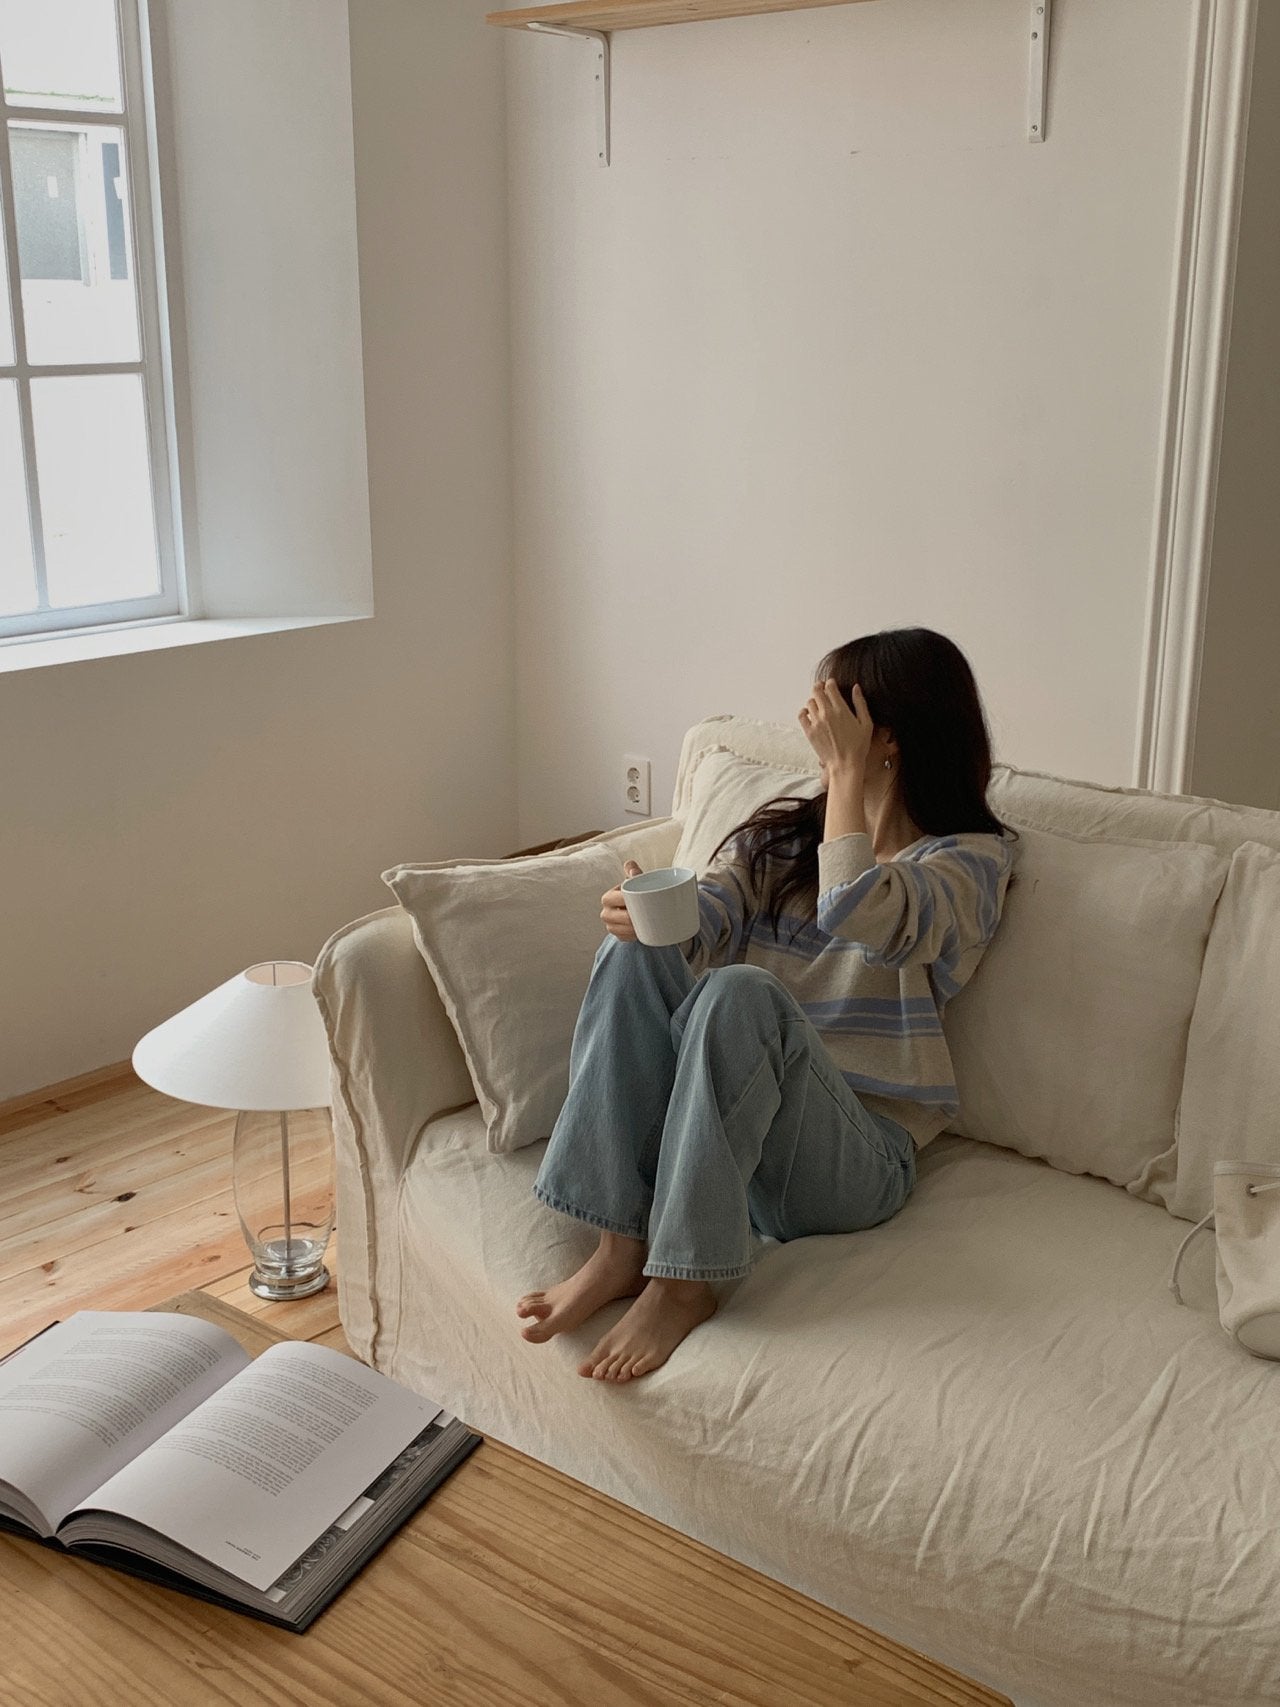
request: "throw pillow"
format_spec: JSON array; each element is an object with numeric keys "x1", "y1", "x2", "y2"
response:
[
  {"x1": 673, "y1": 745, "x2": 821, "y2": 876},
  {"x1": 1173, "y1": 841, "x2": 1280, "y2": 1224},
  {"x1": 383, "y1": 817, "x2": 682, "y2": 1154},
  {"x1": 941, "y1": 823, "x2": 1229, "y2": 1194}
]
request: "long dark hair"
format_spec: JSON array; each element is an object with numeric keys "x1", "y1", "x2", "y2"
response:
[{"x1": 709, "y1": 628, "x2": 1021, "y2": 944}]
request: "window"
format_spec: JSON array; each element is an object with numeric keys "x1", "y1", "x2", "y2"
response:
[{"x1": 0, "y1": 0, "x2": 181, "y2": 640}]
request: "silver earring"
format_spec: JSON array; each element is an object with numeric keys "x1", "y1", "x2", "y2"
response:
[{"x1": 884, "y1": 758, "x2": 893, "y2": 770}]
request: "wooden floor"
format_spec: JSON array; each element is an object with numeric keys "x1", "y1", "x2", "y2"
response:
[
  {"x1": 0, "y1": 1064, "x2": 347, "y2": 1361},
  {"x1": 1, "y1": 1066, "x2": 1014, "y2": 1707}
]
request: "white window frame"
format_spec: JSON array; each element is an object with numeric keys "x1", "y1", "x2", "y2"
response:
[{"x1": 0, "y1": 0, "x2": 184, "y2": 641}]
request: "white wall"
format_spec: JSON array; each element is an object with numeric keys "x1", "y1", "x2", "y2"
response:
[
  {"x1": 503, "y1": 0, "x2": 1202, "y2": 845},
  {"x1": 0, "y1": 0, "x2": 516, "y2": 1100}
]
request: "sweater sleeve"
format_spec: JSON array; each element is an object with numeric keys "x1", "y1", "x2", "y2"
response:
[
  {"x1": 815, "y1": 831, "x2": 1012, "y2": 994},
  {"x1": 680, "y1": 834, "x2": 758, "y2": 976}
]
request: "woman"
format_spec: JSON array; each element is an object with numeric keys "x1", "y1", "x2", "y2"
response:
[{"x1": 516, "y1": 627, "x2": 1020, "y2": 1385}]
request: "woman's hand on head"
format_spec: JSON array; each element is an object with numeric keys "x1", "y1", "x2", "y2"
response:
[
  {"x1": 799, "y1": 678, "x2": 873, "y2": 775},
  {"x1": 601, "y1": 859, "x2": 643, "y2": 940}
]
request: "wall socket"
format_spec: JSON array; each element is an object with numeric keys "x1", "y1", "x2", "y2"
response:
[{"x1": 622, "y1": 754, "x2": 651, "y2": 817}]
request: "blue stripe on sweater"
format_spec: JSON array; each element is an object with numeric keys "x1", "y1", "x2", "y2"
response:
[
  {"x1": 818, "y1": 862, "x2": 939, "y2": 961},
  {"x1": 810, "y1": 1011, "x2": 944, "y2": 1038}
]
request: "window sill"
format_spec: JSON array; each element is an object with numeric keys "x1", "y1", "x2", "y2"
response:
[{"x1": 0, "y1": 613, "x2": 372, "y2": 675}]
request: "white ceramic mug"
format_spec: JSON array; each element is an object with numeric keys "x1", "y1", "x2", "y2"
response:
[{"x1": 621, "y1": 866, "x2": 700, "y2": 948}]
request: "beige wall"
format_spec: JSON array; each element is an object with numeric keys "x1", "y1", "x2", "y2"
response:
[
  {"x1": 0, "y1": 0, "x2": 516, "y2": 1101},
  {"x1": 503, "y1": 0, "x2": 1202, "y2": 846},
  {"x1": 1191, "y1": 0, "x2": 1280, "y2": 811}
]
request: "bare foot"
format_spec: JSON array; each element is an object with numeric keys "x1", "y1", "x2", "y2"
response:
[
  {"x1": 579, "y1": 1277, "x2": 717, "y2": 1382},
  {"x1": 516, "y1": 1234, "x2": 648, "y2": 1343}
]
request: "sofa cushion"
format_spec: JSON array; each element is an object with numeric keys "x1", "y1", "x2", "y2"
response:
[
  {"x1": 941, "y1": 824, "x2": 1229, "y2": 1193},
  {"x1": 389, "y1": 1113, "x2": 1279, "y2": 1707},
  {"x1": 673, "y1": 744, "x2": 821, "y2": 875},
  {"x1": 672, "y1": 715, "x2": 817, "y2": 820},
  {"x1": 1173, "y1": 841, "x2": 1280, "y2": 1225},
  {"x1": 382, "y1": 816, "x2": 681, "y2": 1154},
  {"x1": 989, "y1": 762, "x2": 1280, "y2": 855}
]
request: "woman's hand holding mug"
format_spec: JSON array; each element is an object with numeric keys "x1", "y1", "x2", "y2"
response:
[
  {"x1": 601, "y1": 860, "x2": 644, "y2": 940},
  {"x1": 604, "y1": 860, "x2": 700, "y2": 947}
]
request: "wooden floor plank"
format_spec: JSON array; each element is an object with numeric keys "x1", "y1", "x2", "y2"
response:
[
  {"x1": 0, "y1": 1061, "x2": 134, "y2": 1125},
  {"x1": 0, "y1": 1198, "x2": 249, "y2": 1357},
  {"x1": 0, "y1": 1146, "x2": 329, "y2": 1273},
  {"x1": 0, "y1": 1093, "x2": 231, "y2": 1199},
  {"x1": 0, "y1": 1525, "x2": 691, "y2": 1707}
]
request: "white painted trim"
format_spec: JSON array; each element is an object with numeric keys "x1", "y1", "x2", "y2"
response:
[
  {"x1": 1135, "y1": 0, "x2": 1257, "y2": 792},
  {"x1": 0, "y1": 613, "x2": 372, "y2": 675}
]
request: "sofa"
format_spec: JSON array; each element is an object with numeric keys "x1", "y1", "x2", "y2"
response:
[{"x1": 313, "y1": 713, "x2": 1280, "y2": 1707}]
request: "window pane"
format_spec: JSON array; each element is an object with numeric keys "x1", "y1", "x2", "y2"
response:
[
  {"x1": 0, "y1": 379, "x2": 36, "y2": 613},
  {"x1": 0, "y1": 0, "x2": 123, "y2": 113},
  {"x1": 11, "y1": 121, "x2": 139, "y2": 364},
  {"x1": 32, "y1": 373, "x2": 158, "y2": 607}
]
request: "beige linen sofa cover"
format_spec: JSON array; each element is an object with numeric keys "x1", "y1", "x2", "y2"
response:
[{"x1": 313, "y1": 715, "x2": 1280, "y2": 1707}]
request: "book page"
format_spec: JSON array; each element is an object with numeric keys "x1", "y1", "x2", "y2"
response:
[
  {"x1": 0, "y1": 1312, "x2": 250, "y2": 1534},
  {"x1": 74, "y1": 1340, "x2": 441, "y2": 1591}
]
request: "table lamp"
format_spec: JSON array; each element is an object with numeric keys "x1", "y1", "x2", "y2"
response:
[{"x1": 132, "y1": 961, "x2": 335, "y2": 1300}]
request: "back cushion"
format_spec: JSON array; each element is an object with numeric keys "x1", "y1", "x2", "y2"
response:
[
  {"x1": 942, "y1": 826, "x2": 1228, "y2": 1195},
  {"x1": 1173, "y1": 842, "x2": 1280, "y2": 1224},
  {"x1": 673, "y1": 744, "x2": 820, "y2": 875},
  {"x1": 988, "y1": 763, "x2": 1280, "y2": 855}
]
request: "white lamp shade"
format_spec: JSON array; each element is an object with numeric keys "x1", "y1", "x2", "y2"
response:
[{"x1": 132, "y1": 961, "x2": 333, "y2": 1111}]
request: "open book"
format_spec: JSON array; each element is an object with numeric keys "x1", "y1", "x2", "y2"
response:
[{"x1": 0, "y1": 1310, "x2": 481, "y2": 1630}]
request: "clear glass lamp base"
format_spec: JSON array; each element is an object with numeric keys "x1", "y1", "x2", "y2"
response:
[
  {"x1": 247, "y1": 1235, "x2": 331, "y2": 1300},
  {"x1": 232, "y1": 1092, "x2": 336, "y2": 1304}
]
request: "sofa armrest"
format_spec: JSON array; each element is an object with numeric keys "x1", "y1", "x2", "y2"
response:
[{"x1": 312, "y1": 904, "x2": 476, "y2": 1365}]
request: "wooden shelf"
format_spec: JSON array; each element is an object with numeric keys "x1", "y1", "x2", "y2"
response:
[
  {"x1": 487, "y1": 0, "x2": 1052, "y2": 161},
  {"x1": 487, "y1": 0, "x2": 872, "y2": 32}
]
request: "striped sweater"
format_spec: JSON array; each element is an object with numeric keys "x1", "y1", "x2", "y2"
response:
[{"x1": 681, "y1": 826, "x2": 1016, "y2": 1151}]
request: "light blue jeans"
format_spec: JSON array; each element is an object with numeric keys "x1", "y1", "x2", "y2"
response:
[{"x1": 532, "y1": 935, "x2": 918, "y2": 1282}]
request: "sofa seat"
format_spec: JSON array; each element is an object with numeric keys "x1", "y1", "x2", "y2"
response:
[{"x1": 386, "y1": 1106, "x2": 1277, "y2": 1707}]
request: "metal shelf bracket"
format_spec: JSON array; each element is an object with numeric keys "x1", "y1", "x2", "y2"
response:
[
  {"x1": 1028, "y1": 0, "x2": 1051, "y2": 142},
  {"x1": 526, "y1": 23, "x2": 612, "y2": 165}
]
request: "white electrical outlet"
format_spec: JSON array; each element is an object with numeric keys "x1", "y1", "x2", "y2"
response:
[{"x1": 623, "y1": 754, "x2": 651, "y2": 817}]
